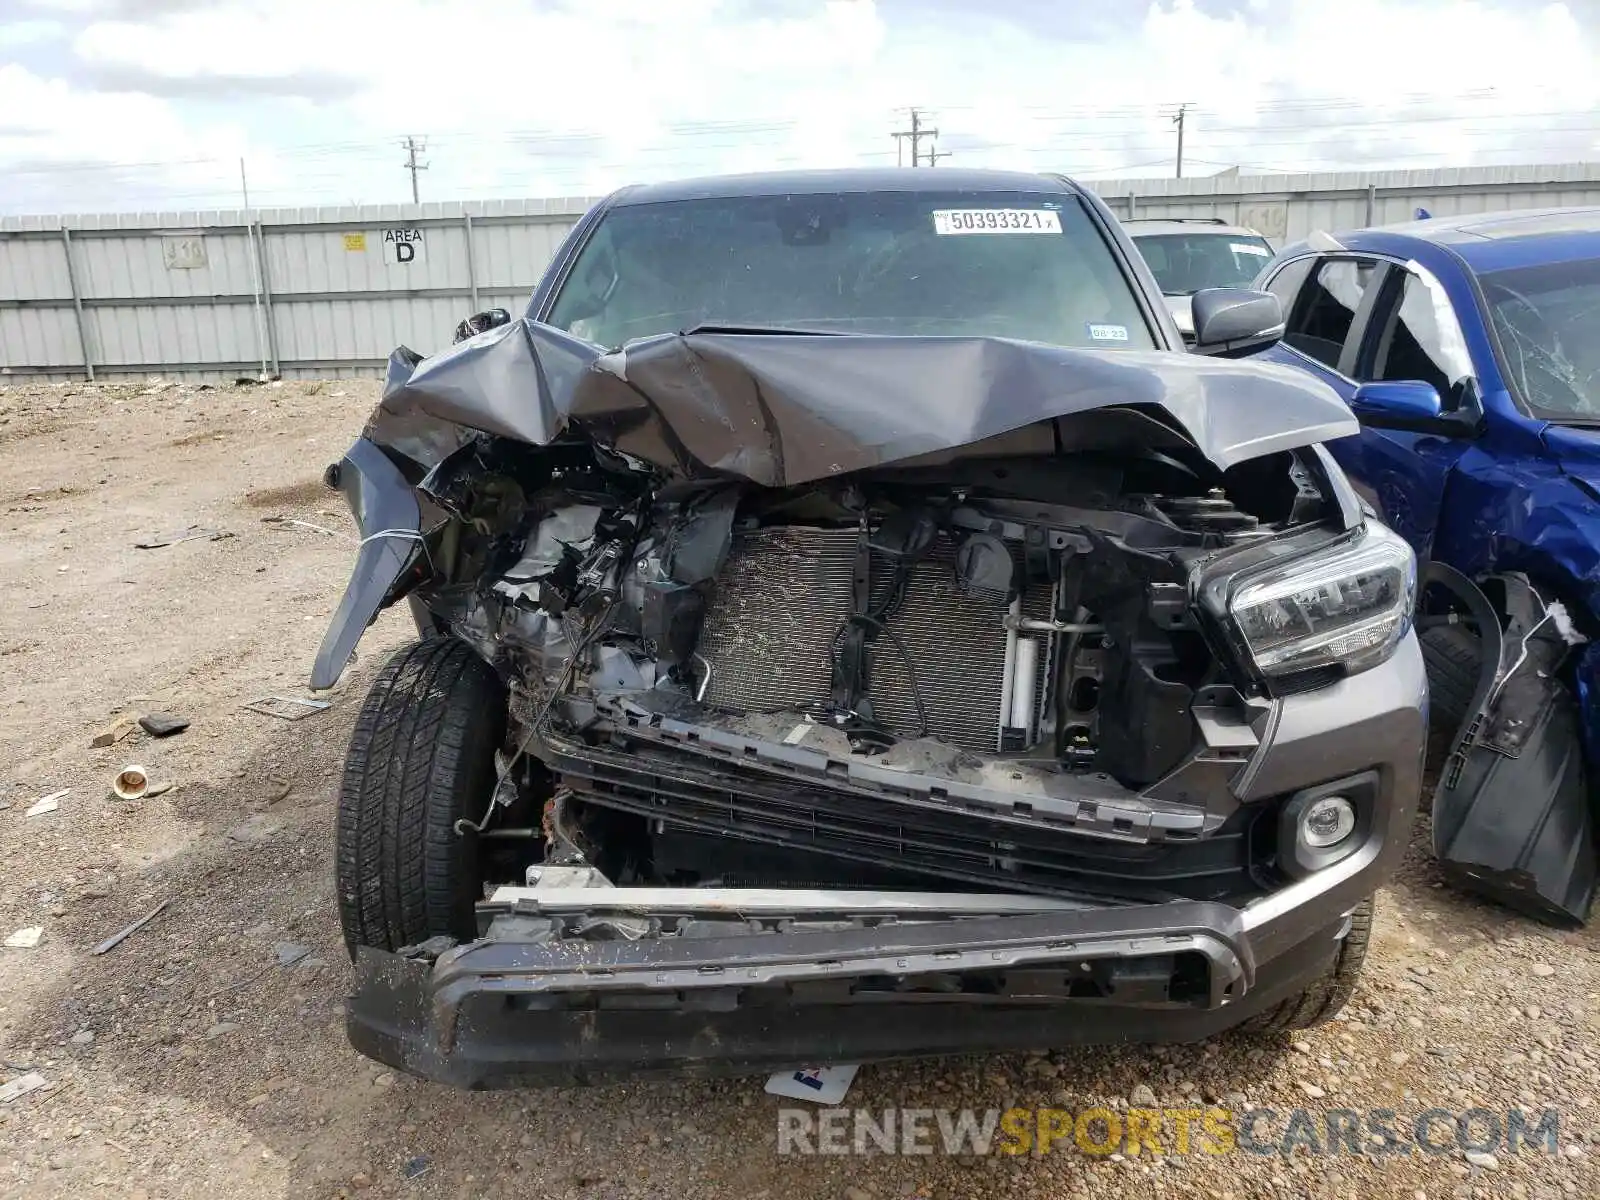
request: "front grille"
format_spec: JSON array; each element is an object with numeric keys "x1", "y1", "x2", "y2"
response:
[
  {"x1": 696, "y1": 526, "x2": 1052, "y2": 751},
  {"x1": 549, "y1": 734, "x2": 1261, "y2": 904}
]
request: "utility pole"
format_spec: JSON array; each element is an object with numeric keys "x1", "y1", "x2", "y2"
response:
[
  {"x1": 926, "y1": 137, "x2": 953, "y2": 166},
  {"x1": 892, "y1": 108, "x2": 940, "y2": 167},
  {"x1": 1172, "y1": 104, "x2": 1189, "y2": 179},
  {"x1": 401, "y1": 135, "x2": 429, "y2": 203}
]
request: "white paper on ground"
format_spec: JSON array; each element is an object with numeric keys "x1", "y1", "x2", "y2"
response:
[
  {"x1": 0, "y1": 1072, "x2": 48, "y2": 1104},
  {"x1": 25, "y1": 789, "x2": 68, "y2": 817},
  {"x1": 4, "y1": 927, "x2": 44, "y2": 949},
  {"x1": 764, "y1": 1064, "x2": 861, "y2": 1104}
]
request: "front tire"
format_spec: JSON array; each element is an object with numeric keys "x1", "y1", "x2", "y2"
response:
[
  {"x1": 1242, "y1": 898, "x2": 1374, "y2": 1033},
  {"x1": 336, "y1": 639, "x2": 506, "y2": 959}
]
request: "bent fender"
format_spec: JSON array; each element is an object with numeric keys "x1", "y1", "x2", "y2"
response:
[{"x1": 311, "y1": 438, "x2": 424, "y2": 690}]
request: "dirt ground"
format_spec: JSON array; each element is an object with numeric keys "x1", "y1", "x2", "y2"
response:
[{"x1": 0, "y1": 378, "x2": 1598, "y2": 1200}]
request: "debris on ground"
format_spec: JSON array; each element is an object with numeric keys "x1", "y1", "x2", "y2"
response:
[
  {"x1": 764, "y1": 1064, "x2": 860, "y2": 1104},
  {"x1": 275, "y1": 942, "x2": 311, "y2": 967},
  {"x1": 142, "y1": 779, "x2": 175, "y2": 798},
  {"x1": 4, "y1": 926, "x2": 44, "y2": 949},
  {"x1": 242, "y1": 695, "x2": 331, "y2": 720},
  {"x1": 133, "y1": 526, "x2": 233, "y2": 550},
  {"x1": 90, "y1": 718, "x2": 136, "y2": 748},
  {"x1": 23, "y1": 788, "x2": 67, "y2": 817},
  {"x1": 0, "y1": 1073, "x2": 48, "y2": 1105},
  {"x1": 89, "y1": 898, "x2": 171, "y2": 956},
  {"x1": 403, "y1": 1155, "x2": 432, "y2": 1180},
  {"x1": 226, "y1": 814, "x2": 286, "y2": 844},
  {"x1": 261, "y1": 515, "x2": 348, "y2": 540},
  {"x1": 137, "y1": 712, "x2": 190, "y2": 737},
  {"x1": 111, "y1": 765, "x2": 148, "y2": 800}
]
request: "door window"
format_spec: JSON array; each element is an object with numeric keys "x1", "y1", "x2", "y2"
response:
[
  {"x1": 1369, "y1": 270, "x2": 1475, "y2": 411},
  {"x1": 1283, "y1": 257, "x2": 1381, "y2": 370}
]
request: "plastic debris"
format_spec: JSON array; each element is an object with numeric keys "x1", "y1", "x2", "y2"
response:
[
  {"x1": 763, "y1": 1064, "x2": 860, "y2": 1104},
  {"x1": 403, "y1": 1155, "x2": 432, "y2": 1180},
  {"x1": 0, "y1": 1073, "x2": 47, "y2": 1104},
  {"x1": 112, "y1": 765, "x2": 148, "y2": 801},
  {"x1": 138, "y1": 713, "x2": 190, "y2": 738},
  {"x1": 243, "y1": 695, "x2": 331, "y2": 720},
  {"x1": 90, "y1": 898, "x2": 171, "y2": 956},
  {"x1": 4, "y1": 927, "x2": 44, "y2": 949},
  {"x1": 24, "y1": 789, "x2": 67, "y2": 818}
]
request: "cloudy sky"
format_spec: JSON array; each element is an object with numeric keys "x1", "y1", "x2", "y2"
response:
[{"x1": 2, "y1": 0, "x2": 1598, "y2": 215}]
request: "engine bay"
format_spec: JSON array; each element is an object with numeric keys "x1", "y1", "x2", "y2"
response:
[{"x1": 420, "y1": 423, "x2": 1328, "y2": 791}]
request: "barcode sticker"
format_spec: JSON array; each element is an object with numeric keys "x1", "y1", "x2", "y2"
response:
[{"x1": 932, "y1": 209, "x2": 1062, "y2": 235}]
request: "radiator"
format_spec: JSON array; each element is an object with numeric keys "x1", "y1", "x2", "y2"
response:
[{"x1": 696, "y1": 526, "x2": 1053, "y2": 752}]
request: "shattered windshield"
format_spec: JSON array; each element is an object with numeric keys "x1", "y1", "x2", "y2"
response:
[
  {"x1": 546, "y1": 189, "x2": 1156, "y2": 351},
  {"x1": 1132, "y1": 232, "x2": 1275, "y2": 295},
  {"x1": 1482, "y1": 257, "x2": 1600, "y2": 421}
]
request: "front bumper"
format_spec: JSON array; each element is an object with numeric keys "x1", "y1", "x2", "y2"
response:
[{"x1": 347, "y1": 635, "x2": 1426, "y2": 1088}]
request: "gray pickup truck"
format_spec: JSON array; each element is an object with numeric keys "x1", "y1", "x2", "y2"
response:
[{"x1": 312, "y1": 168, "x2": 1423, "y2": 1088}]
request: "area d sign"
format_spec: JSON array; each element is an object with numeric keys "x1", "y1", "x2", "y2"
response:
[{"x1": 382, "y1": 228, "x2": 424, "y2": 264}]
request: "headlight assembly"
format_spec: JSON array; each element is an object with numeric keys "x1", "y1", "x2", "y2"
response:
[{"x1": 1224, "y1": 522, "x2": 1416, "y2": 680}]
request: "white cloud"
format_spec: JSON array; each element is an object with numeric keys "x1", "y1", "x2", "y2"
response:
[{"x1": 1, "y1": 0, "x2": 1598, "y2": 213}]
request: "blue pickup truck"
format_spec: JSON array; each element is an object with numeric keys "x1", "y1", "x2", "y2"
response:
[{"x1": 1256, "y1": 208, "x2": 1600, "y2": 926}]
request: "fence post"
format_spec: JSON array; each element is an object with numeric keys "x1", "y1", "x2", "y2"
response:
[
  {"x1": 60, "y1": 227, "x2": 94, "y2": 382},
  {"x1": 1127, "y1": 190, "x2": 1138, "y2": 219},
  {"x1": 255, "y1": 219, "x2": 280, "y2": 378},
  {"x1": 464, "y1": 212, "x2": 480, "y2": 313},
  {"x1": 1365, "y1": 185, "x2": 1376, "y2": 227}
]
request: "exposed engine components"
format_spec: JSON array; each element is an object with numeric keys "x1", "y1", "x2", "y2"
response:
[{"x1": 955, "y1": 532, "x2": 1014, "y2": 603}]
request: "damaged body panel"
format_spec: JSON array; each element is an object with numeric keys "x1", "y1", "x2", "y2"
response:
[
  {"x1": 1259, "y1": 211, "x2": 1600, "y2": 925},
  {"x1": 319, "y1": 169, "x2": 1424, "y2": 1086}
]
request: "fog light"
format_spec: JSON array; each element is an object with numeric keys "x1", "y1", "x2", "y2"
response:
[{"x1": 1302, "y1": 795, "x2": 1356, "y2": 848}]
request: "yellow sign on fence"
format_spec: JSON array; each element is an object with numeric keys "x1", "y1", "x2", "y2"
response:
[{"x1": 343, "y1": 232, "x2": 367, "y2": 252}]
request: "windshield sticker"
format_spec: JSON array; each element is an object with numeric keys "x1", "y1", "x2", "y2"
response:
[
  {"x1": 1231, "y1": 242, "x2": 1271, "y2": 256},
  {"x1": 932, "y1": 209, "x2": 1062, "y2": 235},
  {"x1": 1087, "y1": 323, "x2": 1130, "y2": 342}
]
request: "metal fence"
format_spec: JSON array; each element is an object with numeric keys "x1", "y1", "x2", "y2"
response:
[
  {"x1": 0, "y1": 198, "x2": 597, "y2": 382},
  {"x1": 1092, "y1": 160, "x2": 1600, "y2": 244},
  {"x1": 6, "y1": 162, "x2": 1600, "y2": 382}
]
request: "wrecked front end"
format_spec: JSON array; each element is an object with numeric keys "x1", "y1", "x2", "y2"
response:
[{"x1": 318, "y1": 321, "x2": 1424, "y2": 1086}]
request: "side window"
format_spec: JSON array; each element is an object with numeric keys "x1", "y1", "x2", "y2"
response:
[
  {"x1": 1282, "y1": 257, "x2": 1381, "y2": 370},
  {"x1": 1368, "y1": 270, "x2": 1475, "y2": 411},
  {"x1": 1263, "y1": 257, "x2": 1312, "y2": 314}
]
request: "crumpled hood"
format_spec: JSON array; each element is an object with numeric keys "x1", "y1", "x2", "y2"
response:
[{"x1": 372, "y1": 318, "x2": 1357, "y2": 486}]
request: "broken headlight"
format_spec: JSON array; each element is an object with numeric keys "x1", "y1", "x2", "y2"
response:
[{"x1": 1225, "y1": 523, "x2": 1416, "y2": 679}]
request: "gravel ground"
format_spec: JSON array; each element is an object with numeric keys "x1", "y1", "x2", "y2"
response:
[{"x1": 0, "y1": 377, "x2": 1598, "y2": 1200}]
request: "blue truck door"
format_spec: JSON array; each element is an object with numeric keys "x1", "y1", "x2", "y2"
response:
[
  {"x1": 1259, "y1": 254, "x2": 1390, "y2": 509},
  {"x1": 1343, "y1": 264, "x2": 1480, "y2": 562}
]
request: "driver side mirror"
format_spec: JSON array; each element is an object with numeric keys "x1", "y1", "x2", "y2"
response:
[
  {"x1": 1189, "y1": 288, "x2": 1284, "y2": 356},
  {"x1": 1350, "y1": 380, "x2": 1445, "y2": 430},
  {"x1": 453, "y1": 307, "x2": 511, "y2": 345}
]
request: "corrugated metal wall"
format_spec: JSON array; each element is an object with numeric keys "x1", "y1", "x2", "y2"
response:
[
  {"x1": 1089, "y1": 161, "x2": 1600, "y2": 245},
  {"x1": 0, "y1": 198, "x2": 598, "y2": 381},
  {"x1": 6, "y1": 163, "x2": 1600, "y2": 381}
]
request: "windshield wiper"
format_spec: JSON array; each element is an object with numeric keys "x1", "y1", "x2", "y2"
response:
[{"x1": 684, "y1": 322, "x2": 848, "y2": 337}]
